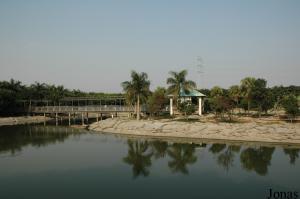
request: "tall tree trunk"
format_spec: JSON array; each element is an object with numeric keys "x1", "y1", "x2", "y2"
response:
[
  {"x1": 236, "y1": 99, "x2": 241, "y2": 114},
  {"x1": 137, "y1": 94, "x2": 140, "y2": 120},
  {"x1": 247, "y1": 100, "x2": 250, "y2": 115}
]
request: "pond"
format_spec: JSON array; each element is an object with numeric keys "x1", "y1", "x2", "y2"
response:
[{"x1": 0, "y1": 125, "x2": 299, "y2": 199}]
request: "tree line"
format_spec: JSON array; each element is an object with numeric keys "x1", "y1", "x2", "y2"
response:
[
  {"x1": 121, "y1": 70, "x2": 299, "y2": 121},
  {"x1": 1, "y1": 71, "x2": 299, "y2": 119},
  {"x1": 0, "y1": 79, "x2": 121, "y2": 115},
  {"x1": 200, "y1": 78, "x2": 299, "y2": 121}
]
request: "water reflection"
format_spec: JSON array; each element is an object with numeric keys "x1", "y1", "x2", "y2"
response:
[
  {"x1": 123, "y1": 140, "x2": 153, "y2": 178},
  {"x1": 151, "y1": 141, "x2": 168, "y2": 159},
  {"x1": 240, "y1": 147, "x2": 275, "y2": 176},
  {"x1": 167, "y1": 143, "x2": 198, "y2": 174},
  {"x1": 209, "y1": 144, "x2": 242, "y2": 172},
  {"x1": 209, "y1": 143, "x2": 227, "y2": 154},
  {"x1": 0, "y1": 125, "x2": 299, "y2": 178},
  {"x1": 123, "y1": 140, "x2": 300, "y2": 178},
  {"x1": 217, "y1": 145, "x2": 241, "y2": 171},
  {"x1": 283, "y1": 148, "x2": 300, "y2": 165},
  {"x1": 0, "y1": 125, "x2": 82, "y2": 155}
]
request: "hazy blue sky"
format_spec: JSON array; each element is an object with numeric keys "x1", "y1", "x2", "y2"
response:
[{"x1": 0, "y1": 0, "x2": 299, "y2": 92}]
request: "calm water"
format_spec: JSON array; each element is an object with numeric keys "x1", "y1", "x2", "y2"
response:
[{"x1": 0, "y1": 125, "x2": 299, "y2": 199}]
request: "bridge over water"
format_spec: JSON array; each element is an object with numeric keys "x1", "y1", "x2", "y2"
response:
[{"x1": 25, "y1": 96, "x2": 145, "y2": 126}]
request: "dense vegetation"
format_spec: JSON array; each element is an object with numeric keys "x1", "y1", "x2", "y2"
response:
[
  {"x1": 120, "y1": 70, "x2": 299, "y2": 120},
  {"x1": 0, "y1": 79, "x2": 122, "y2": 115},
  {"x1": 201, "y1": 78, "x2": 300, "y2": 120},
  {"x1": 1, "y1": 71, "x2": 299, "y2": 119}
]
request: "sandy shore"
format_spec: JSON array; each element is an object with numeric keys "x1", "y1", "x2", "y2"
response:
[
  {"x1": 0, "y1": 116, "x2": 52, "y2": 126},
  {"x1": 89, "y1": 118, "x2": 300, "y2": 145}
]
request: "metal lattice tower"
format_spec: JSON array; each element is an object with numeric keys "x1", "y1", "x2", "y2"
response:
[{"x1": 196, "y1": 56, "x2": 205, "y2": 89}]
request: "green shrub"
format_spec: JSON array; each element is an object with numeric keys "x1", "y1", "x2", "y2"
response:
[
  {"x1": 282, "y1": 95, "x2": 299, "y2": 122},
  {"x1": 178, "y1": 101, "x2": 196, "y2": 119}
]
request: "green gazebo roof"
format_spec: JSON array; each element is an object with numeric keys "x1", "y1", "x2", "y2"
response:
[{"x1": 179, "y1": 88, "x2": 206, "y2": 97}]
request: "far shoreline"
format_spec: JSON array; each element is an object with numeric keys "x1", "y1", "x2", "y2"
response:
[{"x1": 0, "y1": 116, "x2": 52, "y2": 126}]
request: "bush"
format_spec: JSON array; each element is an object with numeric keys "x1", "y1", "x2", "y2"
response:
[
  {"x1": 239, "y1": 98, "x2": 249, "y2": 113},
  {"x1": 281, "y1": 95, "x2": 299, "y2": 122},
  {"x1": 147, "y1": 87, "x2": 168, "y2": 117},
  {"x1": 178, "y1": 101, "x2": 196, "y2": 119},
  {"x1": 211, "y1": 96, "x2": 234, "y2": 121}
]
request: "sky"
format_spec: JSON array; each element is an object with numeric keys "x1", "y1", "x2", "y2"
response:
[{"x1": 0, "y1": 0, "x2": 299, "y2": 92}]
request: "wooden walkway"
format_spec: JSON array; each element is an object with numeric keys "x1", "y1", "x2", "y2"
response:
[
  {"x1": 23, "y1": 97, "x2": 144, "y2": 126},
  {"x1": 31, "y1": 105, "x2": 136, "y2": 113},
  {"x1": 30, "y1": 105, "x2": 145, "y2": 126}
]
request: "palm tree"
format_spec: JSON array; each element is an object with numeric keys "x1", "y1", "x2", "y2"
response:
[
  {"x1": 228, "y1": 85, "x2": 240, "y2": 103},
  {"x1": 210, "y1": 86, "x2": 224, "y2": 98},
  {"x1": 240, "y1": 77, "x2": 256, "y2": 113},
  {"x1": 228, "y1": 85, "x2": 241, "y2": 112},
  {"x1": 166, "y1": 70, "x2": 196, "y2": 101},
  {"x1": 0, "y1": 79, "x2": 24, "y2": 114},
  {"x1": 121, "y1": 71, "x2": 150, "y2": 120},
  {"x1": 30, "y1": 82, "x2": 48, "y2": 101},
  {"x1": 48, "y1": 85, "x2": 67, "y2": 105}
]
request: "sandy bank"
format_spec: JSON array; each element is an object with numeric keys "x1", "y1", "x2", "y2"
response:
[
  {"x1": 0, "y1": 116, "x2": 52, "y2": 126},
  {"x1": 89, "y1": 118, "x2": 300, "y2": 145}
]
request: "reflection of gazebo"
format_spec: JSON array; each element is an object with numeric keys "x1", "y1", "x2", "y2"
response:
[{"x1": 168, "y1": 88, "x2": 205, "y2": 116}]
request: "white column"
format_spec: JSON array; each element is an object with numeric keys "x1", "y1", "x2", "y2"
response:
[
  {"x1": 170, "y1": 98, "x2": 173, "y2": 116},
  {"x1": 198, "y1": 97, "x2": 202, "y2": 116}
]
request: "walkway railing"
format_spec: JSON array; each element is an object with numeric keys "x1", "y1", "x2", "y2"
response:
[{"x1": 31, "y1": 105, "x2": 137, "y2": 113}]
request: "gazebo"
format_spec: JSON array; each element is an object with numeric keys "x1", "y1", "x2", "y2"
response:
[{"x1": 168, "y1": 88, "x2": 206, "y2": 116}]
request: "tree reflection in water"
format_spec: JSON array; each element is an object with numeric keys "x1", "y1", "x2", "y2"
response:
[
  {"x1": 150, "y1": 140, "x2": 168, "y2": 159},
  {"x1": 240, "y1": 146, "x2": 275, "y2": 176},
  {"x1": 209, "y1": 144, "x2": 227, "y2": 154},
  {"x1": 123, "y1": 140, "x2": 153, "y2": 178},
  {"x1": 167, "y1": 143, "x2": 197, "y2": 174},
  {"x1": 209, "y1": 144, "x2": 241, "y2": 171},
  {"x1": 2, "y1": 125, "x2": 300, "y2": 179},
  {"x1": 0, "y1": 125, "x2": 77, "y2": 155},
  {"x1": 217, "y1": 145, "x2": 241, "y2": 171},
  {"x1": 124, "y1": 139, "x2": 300, "y2": 177},
  {"x1": 283, "y1": 148, "x2": 300, "y2": 164}
]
